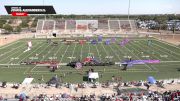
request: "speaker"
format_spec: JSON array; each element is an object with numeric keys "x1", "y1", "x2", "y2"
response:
[{"x1": 52, "y1": 33, "x2": 56, "y2": 37}]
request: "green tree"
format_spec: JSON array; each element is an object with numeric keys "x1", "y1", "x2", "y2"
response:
[
  {"x1": 31, "y1": 20, "x2": 38, "y2": 28},
  {"x1": 0, "y1": 20, "x2": 7, "y2": 28},
  {"x1": 3, "y1": 24, "x2": 13, "y2": 32},
  {"x1": 20, "y1": 21, "x2": 29, "y2": 28},
  {"x1": 14, "y1": 26, "x2": 22, "y2": 32}
]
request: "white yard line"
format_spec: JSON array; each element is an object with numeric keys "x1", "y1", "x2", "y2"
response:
[
  {"x1": 127, "y1": 42, "x2": 158, "y2": 71},
  {"x1": 153, "y1": 42, "x2": 180, "y2": 57},
  {"x1": 41, "y1": 45, "x2": 56, "y2": 61},
  {"x1": 88, "y1": 42, "x2": 91, "y2": 53},
  {"x1": 100, "y1": 42, "x2": 109, "y2": 57},
  {"x1": 114, "y1": 44, "x2": 126, "y2": 56},
  {"x1": 80, "y1": 44, "x2": 83, "y2": 60},
  {"x1": 148, "y1": 42, "x2": 179, "y2": 60},
  {"x1": 0, "y1": 43, "x2": 24, "y2": 58},
  {"x1": 8, "y1": 42, "x2": 41, "y2": 64},
  {"x1": 133, "y1": 41, "x2": 162, "y2": 60},
  {"x1": 95, "y1": 45, "x2": 101, "y2": 61},
  {"x1": 123, "y1": 44, "x2": 154, "y2": 70},
  {"x1": 31, "y1": 44, "x2": 52, "y2": 72},
  {"x1": 60, "y1": 45, "x2": 70, "y2": 63},
  {"x1": 154, "y1": 38, "x2": 180, "y2": 50},
  {"x1": 18, "y1": 42, "x2": 46, "y2": 64},
  {"x1": 0, "y1": 44, "x2": 26, "y2": 62},
  {"x1": 108, "y1": 45, "x2": 121, "y2": 61},
  {"x1": 54, "y1": 43, "x2": 63, "y2": 55},
  {"x1": 70, "y1": 43, "x2": 77, "y2": 61},
  {"x1": 0, "y1": 40, "x2": 20, "y2": 49}
]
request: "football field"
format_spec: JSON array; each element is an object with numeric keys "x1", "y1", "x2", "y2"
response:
[{"x1": 0, "y1": 37, "x2": 180, "y2": 83}]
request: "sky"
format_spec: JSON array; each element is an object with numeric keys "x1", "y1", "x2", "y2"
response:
[{"x1": 0, "y1": 0, "x2": 180, "y2": 15}]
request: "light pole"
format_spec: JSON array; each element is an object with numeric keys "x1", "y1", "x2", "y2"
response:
[
  {"x1": 128, "y1": 0, "x2": 131, "y2": 20},
  {"x1": 43, "y1": 0, "x2": 46, "y2": 20}
]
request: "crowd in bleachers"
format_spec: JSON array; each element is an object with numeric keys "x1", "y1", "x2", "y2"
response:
[
  {"x1": 0, "y1": 78, "x2": 180, "y2": 101},
  {"x1": 1, "y1": 90, "x2": 179, "y2": 101}
]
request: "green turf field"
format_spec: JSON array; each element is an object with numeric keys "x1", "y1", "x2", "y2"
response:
[{"x1": 0, "y1": 37, "x2": 179, "y2": 83}]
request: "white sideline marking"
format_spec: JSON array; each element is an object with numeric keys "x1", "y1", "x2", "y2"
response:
[
  {"x1": 161, "y1": 61, "x2": 180, "y2": 63},
  {"x1": 0, "y1": 64, "x2": 20, "y2": 66}
]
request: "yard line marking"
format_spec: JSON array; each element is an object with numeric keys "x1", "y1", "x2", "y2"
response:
[
  {"x1": 0, "y1": 40, "x2": 20, "y2": 49},
  {"x1": 153, "y1": 38, "x2": 180, "y2": 56},
  {"x1": 31, "y1": 43, "x2": 52, "y2": 72},
  {"x1": 88, "y1": 42, "x2": 91, "y2": 53},
  {"x1": 114, "y1": 43, "x2": 126, "y2": 56},
  {"x1": 108, "y1": 45, "x2": 121, "y2": 61},
  {"x1": 131, "y1": 43, "x2": 160, "y2": 71},
  {"x1": 0, "y1": 42, "x2": 25, "y2": 59},
  {"x1": 100, "y1": 42, "x2": 109, "y2": 57},
  {"x1": 154, "y1": 38, "x2": 180, "y2": 50},
  {"x1": 125, "y1": 44, "x2": 156, "y2": 70},
  {"x1": 70, "y1": 43, "x2": 77, "y2": 62},
  {"x1": 133, "y1": 41, "x2": 161, "y2": 60},
  {"x1": 7, "y1": 42, "x2": 41, "y2": 64},
  {"x1": 0, "y1": 44, "x2": 26, "y2": 62},
  {"x1": 40, "y1": 44, "x2": 56, "y2": 61},
  {"x1": 145, "y1": 42, "x2": 179, "y2": 60},
  {"x1": 124, "y1": 43, "x2": 154, "y2": 70},
  {"x1": 54, "y1": 43, "x2": 63, "y2": 56},
  {"x1": 60, "y1": 45, "x2": 70, "y2": 63},
  {"x1": 153, "y1": 42, "x2": 180, "y2": 57},
  {"x1": 80, "y1": 44, "x2": 83, "y2": 60},
  {"x1": 18, "y1": 42, "x2": 47, "y2": 64},
  {"x1": 95, "y1": 45, "x2": 101, "y2": 61}
]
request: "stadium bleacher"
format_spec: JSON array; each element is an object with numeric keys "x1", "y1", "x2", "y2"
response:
[
  {"x1": 36, "y1": 20, "x2": 44, "y2": 31},
  {"x1": 43, "y1": 20, "x2": 54, "y2": 30},
  {"x1": 55, "y1": 20, "x2": 65, "y2": 30},
  {"x1": 109, "y1": 20, "x2": 120, "y2": 31},
  {"x1": 66, "y1": 20, "x2": 76, "y2": 30},
  {"x1": 98, "y1": 20, "x2": 109, "y2": 30},
  {"x1": 120, "y1": 20, "x2": 132, "y2": 31},
  {"x1": 35, "y1": 19, "x2": 137, "y2": 35}
]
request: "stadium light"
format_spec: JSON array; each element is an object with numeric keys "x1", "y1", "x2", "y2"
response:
[
  {"x1": 128, "y1": 0, "x2": 131, "y2": 20},
  {"x1": 43, "y1": 0, "x2": 47, "y2": 20}
]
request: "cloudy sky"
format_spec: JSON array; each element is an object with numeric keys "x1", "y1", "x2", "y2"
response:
[{"x1": 0, "y1": 0, "x2": 180, "y2": 15}]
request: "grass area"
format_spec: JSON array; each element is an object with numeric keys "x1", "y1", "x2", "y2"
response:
[{"x1": 0, "y1": 37, "x2": 180, "y2": 83}]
